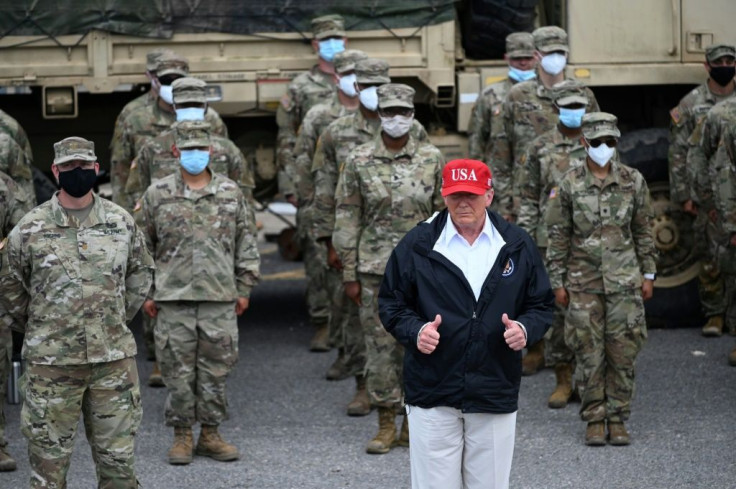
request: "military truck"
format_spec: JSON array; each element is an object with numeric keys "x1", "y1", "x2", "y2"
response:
[{"x1": 0, "y1": 0, "x2": 734, "y2": 325}]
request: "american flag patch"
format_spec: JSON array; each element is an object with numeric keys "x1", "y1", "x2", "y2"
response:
[{"x1": 549, "y1": 186, "x2": 558, "y2": 199}]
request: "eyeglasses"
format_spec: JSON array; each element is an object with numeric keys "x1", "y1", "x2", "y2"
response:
[
  {"x1": 587, "y1": 138, "x2": 618, "y2": 148},
  {"x1": 56, "y1": 160, "x2": 96, "y2": 172}
]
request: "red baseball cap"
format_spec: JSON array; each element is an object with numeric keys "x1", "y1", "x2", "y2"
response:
[{"x1": 441, "y1": 159, "x2": 493, "y2": 196}]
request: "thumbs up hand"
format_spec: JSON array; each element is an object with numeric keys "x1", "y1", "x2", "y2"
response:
[
  {"x1": 418, "y1": 314, "x2": 442, "y2": 354},
  {"x1": 502, "y1": 313, "x2": 527, "y2": 351}
]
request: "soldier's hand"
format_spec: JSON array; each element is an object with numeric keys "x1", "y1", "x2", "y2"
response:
[
  {"x1": 641, "y1": 280, "x2": 654, "y2": 301},
  {"x1": 235, "y1": 297, "x2": 250, "y2": 316},
  {"x1": 344, "y1": 281, "x2": 362, "y2": 306},
  {"x1": 327, "y1": 244, "x2": 343, "y2": 271},
  {"x1": 417, "y1": 314, "x2": 441, "y2": 354},
  {"x1": 502, "y1": 313, "x2": 526, "y2": 351},
  {"x1": 143, "y1": 299, "x2": 158, "y2": 318},
  {"x1": 682, "y1": 199, "x2": 697, "y2": 216},
  {"x1": 554, "y1": 287, "x2": 569, "y2": 307}
]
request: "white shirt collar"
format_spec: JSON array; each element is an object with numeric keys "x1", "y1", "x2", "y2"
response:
[{"x1": 444, "y1": 212, "x2": 495, "y2": 247}]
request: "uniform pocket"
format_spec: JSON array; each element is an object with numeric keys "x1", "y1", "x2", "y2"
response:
[{"x1": 20, "y1": 385, "x2": 49, "y2": 444}]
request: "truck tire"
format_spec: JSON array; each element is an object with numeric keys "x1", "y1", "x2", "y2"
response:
[
  {"x1": 618, "y1": 128, "x2": 703, "y2": 328},
  {"x1": 461, "y1": 0, "x2": 540, "y2": 60}
]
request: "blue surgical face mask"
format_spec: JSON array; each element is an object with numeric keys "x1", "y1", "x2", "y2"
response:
[
  {"x1": 358, "y1": 86, "x2": 379, "y2": 111},
  {"x1": 558, "y1": 107, "x2": 586, "y2": 128},
  {"x1": 175, "y1": 107, "x2": 206, "y2": 122},
  {"x1": 508, "y1": 66, "x2": 536, "y2": 82},
  {"x1": 159, "y1": 85, "x2": 174, "y2": 104},
  {"x1": 180, "y1": 149, "x2": 210, "y2": 175},
  {"x1": 318, "y1": 38, "x2": 345, "y2": 62}
]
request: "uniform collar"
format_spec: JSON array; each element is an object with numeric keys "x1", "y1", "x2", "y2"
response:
[
  {"x1": 51, "y1": 192, "x2": 106, "y2": 228},
  {"x1": 552, "y1": 127, "x2": 583, "y2": 146},
  {"x1": 371, "y1": 133, "x2": 418, "y2": 160},
  {"x1": 583, "y1": 157, "x2": 623, "y2": 189},
  {"x1": 308, "y1": 65, "x2": 335, "y2": 87},
  {"x1": 174, "y1": 168, "x2": 218, "y2": 197}
]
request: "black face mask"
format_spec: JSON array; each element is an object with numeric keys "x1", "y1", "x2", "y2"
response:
[
  {"x1": 58, "y1": 167, "x2": 97, "y2": 198},
  {"x1": 709, "y1": 65, "x2": 735, "y2": 87}
]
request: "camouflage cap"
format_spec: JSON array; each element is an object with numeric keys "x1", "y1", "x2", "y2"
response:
[
  {"x1": 355, "y1": 58, "x2": 390, "y2": 84},
  {"x1": 506, "y1": 32, "x2": 535, "y2": 58},
  {"x1": 311, "y1": 14, "x2": 346, "y2": 40},
  {"x1": 706, "y1": 44, "x2": 736, "y2": 63},
  {"x1": 377, "y1": 83, "x2": 415, "y2": 109},
  {"x1": 174, "y1": 121, "x2": 212, "y2": 150},
  {"x1": 334, "y1": 49, "x2": 369, "y2": 74},
  {"x1": 53, "y1": 136, "x2": 96, "y2": 165},
  {"x1": 156, "y1": 52, "x2": 189, "y2": 77},
  {"x1": 146, "y1": 48, "x2": 175, "y2": 72},
  {"x1": 550, "y1": 79, "x2": 589, "y2": 106},
  {"x1": 582, "y1": 112, "x2": 621, "y2": 140},
  {"x1": 172, "y1": 77, "x2": 207, "y2": 104},
  {"x1": 533, "y1": 26, "x2": 569, "y2": 53}
]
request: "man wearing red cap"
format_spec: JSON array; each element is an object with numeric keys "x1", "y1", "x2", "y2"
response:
[{"x1": 378, "y1": 159, "x2": 554, "y2": 489}]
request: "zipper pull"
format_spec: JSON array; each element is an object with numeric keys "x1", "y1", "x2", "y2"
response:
[{"x1": 472, "y1": 311, "x2": 477, "y2": 320}]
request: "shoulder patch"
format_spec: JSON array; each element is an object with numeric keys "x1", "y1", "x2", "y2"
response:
[
  {"x1": 670, "y1": 107, "x2": 682, "y2": 125},
  {"x1": 280, "y1": 93, "x2": 294, "y2": 111},
  {"x1": 549, "y1": 186, "x2": 558, "y2": 199}
]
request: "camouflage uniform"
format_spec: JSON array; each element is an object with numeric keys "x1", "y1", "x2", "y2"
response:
[
  {"x1": 0, "y1": 108, "x2": 33, "y2": 161},
  {"x1": 333, "y1": 84, "x2": 445, "y2": 408},
  {"x1": 516, "y1": 81, "x2": 589, "y2": 368},
  {"x1": 0, "y1": 171, "x2": 32, "y2": 466},
  {"x1": 0, "y1": 132, "x2": 36, "y2": 207},
  {"x1": 499, "y1": 27, "x2": 599, "y2": 217},
  {"x1": 137, "y1": 167, "x2": 260, "y2": 427},
  {"x1": 275, "y1": 15, "x2": 344, "y2": 197},
  {"x1": 0, "y1": 137, "x2": 154, "y2": 489},
  {"x1": 545, "y1": 114, "x2": 657, "y2": 425},
  {"x1": 467, "y1": 32, "x2": 535, "y2": 216},
  {"x1": 110, "y1": 54, "x2": 228, "y2": 211}
]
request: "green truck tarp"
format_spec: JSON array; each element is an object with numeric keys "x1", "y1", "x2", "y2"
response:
[{"x1": 0, "y1": 1, "x2": 457, "y2": 41}]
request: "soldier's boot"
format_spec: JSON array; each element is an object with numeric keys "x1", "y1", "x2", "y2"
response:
[
  {"x1": 148, "y1": 361, "x2": 165, "y2": 388},
  {"x1": 0, "y1": 444, "x2": 17, "y2": 472},
  {"x1": 309, "y1": 322, "x2": 331, "y2": 352},
  {"x1": 397, "y1": 415, "x2": 410, "y2": 447},
  {"x1": 346, "y1": 376, "x2": 371, "y2": 416},
  {"x1": 547, "y1": 363, "x2": 573, "y2": 409},
  {"x1": 326, "y1": 349, "x2": 349, "y2": 381},
  {"x1": 584, "y1": 421, "x2": 606, "y2": 446},
  {"x1": 701, "y1": 315, "x2": 724, "y2": 337},
  {"x1": 168, "y1": 427, "x2": 193, "y2": 465},
  {"x1": 728, "y1": 346, "x2": 736, "y2": 367},
  {"x1": 365, "y1": 407, "x2": 397, "y2": 454},
  {"x1": 522, "y1": 340, "x2": 545, "y2": 376},
  {"x1": 607, "y1": 421, "x2": 630, "y2": 446},
  {"x1": 196, "y1": 425, "x2": 240, "y2": 461}
]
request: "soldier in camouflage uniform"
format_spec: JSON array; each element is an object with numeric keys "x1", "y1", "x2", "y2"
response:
[
  {"x1": 137, "y1": 126, "x2": 260, "y2": 465},
  {"x1": 669, "y1": 44, "x2": 735, "y2": 337},
  {"x1": 312, "y1": 58, "x2": 428, "y2": 416},
  {"x1": 0, "y1": 132, "x2": 36, "y2": 208},
  {"x1": 0, "y1": 137, "x2": 154, "y2": 488},
  {"x1": 333, "y1": 84, "x2": 445, "y2": 454},
  {"x1": 110, "y1": 53, "x2": 228, "y2": 210},
  {"x1": 545, "y1": 113, "x2": 657, "y2": 447},
  {"x1": 516, "y1": 80, "x2": 589, "y2": 409},
  {"x1": 467, "y1": 32, "x2": 536, "y2": 218},
  {"x1": 276, "y1": 14, "x2": 345, "y2": 201},
  {"x1": 288, "y1": 50, "x2": 366, "y2": 371},
  {"x1": 0, "y1": 171, "x2": 33, "y2": 472},
  {"x1": 0, "y1": 108, "x2": 33, "y2": 163},
  {"x1": 500, "y1": 25, "x2": 599, "y2": 376}
]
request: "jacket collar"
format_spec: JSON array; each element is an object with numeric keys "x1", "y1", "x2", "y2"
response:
[
  {"x1": 51, "y1": 192, "x2": 106, "y2": 228},
  {"x1": 582, "y1": 157, "x2": 623, "y2": 189},
  {"x1": 371, "y1": 133, "x2": 419, "y2": 161}
]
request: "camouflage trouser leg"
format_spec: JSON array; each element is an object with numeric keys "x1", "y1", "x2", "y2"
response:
[
  {"x1": 143, "y1": 314, "x2": 156, "y2": 360},
  {"x1": 565, "y1": 290, "x2": 646, "y2": 423},
  {"x1": 156, "y1": 301, "x2": 238, "y2": 427},
  {"x1": 359, "y1": 273, "x2": 404, "y2": 408},
  {"x1": 721, "y1": 274, "x2": 736, "y2": 332},
  {"x1": 302, "y1": 236, "x2": 330, "y2": 328},
  {"x1": 21, "y1": 358, "x2": 142, "y2": 489},
  {"x1": 327, "y1": 268, "x2": 365, "y2": 376},
  {"x1": 544, "y1": 300, "x2": 574, "y2": 366},
  {"x1": 699, "y1": 218, "x2": 726, "y2": 318},
  {"x1": 0, "y1": 324, "x2": 9, "y2": 446}
]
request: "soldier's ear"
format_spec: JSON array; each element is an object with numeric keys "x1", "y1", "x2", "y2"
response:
[{"x1": 171, "y1": 145, "x2": 180, "y2": 157}]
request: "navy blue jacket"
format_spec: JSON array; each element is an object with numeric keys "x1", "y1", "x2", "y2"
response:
[{"x1": 378, "y1": 209, "x2": 554, "y2": 413}]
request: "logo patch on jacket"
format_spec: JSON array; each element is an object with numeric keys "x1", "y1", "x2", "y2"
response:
[{"x1": 502, "y1": 258, "x2": 514, "y2": 277}]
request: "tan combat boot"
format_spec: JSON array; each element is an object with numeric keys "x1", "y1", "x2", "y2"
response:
[
  {"x1": 148, "y1": 361, "x2": 165, "y2": 387},
  {"x1": 168, "y1": 427, "x2": 193, "y2": 465},
  {"x1": 347, "y1": 376, "x2": 371, "y2": 416},
  {"x1": 702, "y1": 316, "x2": 724, "y2": 337},
  {"x1": 309, "y1": 322, "x2": 330, "y2": 352},
  {"x1": 326, "y1": 349, "x2": 349, "y2": 380},
  {"x1": 548, "y1": 363, "x2": 573, "y2": 409},
  {"x1": 196, "y1": 425, "x2": 240, "y2": 461},
  {"x1": 729, "y1": 346, "x2": 736, "y2": 366},
  {"x1": 365, "y1": 407, "x2": 397, "y2": 454},
  {"x1": 584, "y1": 421, "x2": 605, "y2": 446},
  {"x1": 522, "y1": 339, "x2": 545, "y2": 376},
  {"x1": 397, "y1": 415, "x2": 409, "y2": 447},
  {"x1": 607, "y1": 421, "x2": 630, "y2": 446},
  {"x1": 0, "y1": 444, "x2": 16, "y2": 471}
]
